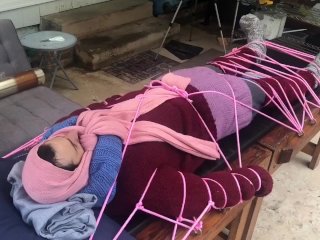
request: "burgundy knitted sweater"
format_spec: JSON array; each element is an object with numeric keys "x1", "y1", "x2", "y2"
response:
[
  {"x1": 61, "y1": 85, "x2": 272, "y2": 220},
  {"x1": 52, "y1": 47, "x2": 316, "y2": 220}
]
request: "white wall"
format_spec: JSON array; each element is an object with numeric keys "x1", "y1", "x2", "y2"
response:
[{"x1": 0, "y1": 0, "x2": 110, "y2": 29}]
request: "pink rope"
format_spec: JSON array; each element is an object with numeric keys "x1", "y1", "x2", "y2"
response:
[
  {"x1": 253, "y1": 52, "x2": 320, "y2": 107},
  {"x1": 202, "y1": 178, "x2": 213, "y2": 205},
  {"x1": 2, "y1": 133, "x2": 43, "y2": 158},
  {"x1": 213, "y1": 60, "x2": 301, "y2": 126},
  {"x1": 203, "y1": 178, "x2": 228, "y2": 209},
  {"x1": 248, "y1": 168, "x2": 262, "y2": 191},
  {"x1": 265, "y1": 41, "x2": 315, "y2": 62},
  {"x1": 89, "y1": 87, "x2": 151, "y2": 240},
  {"x1": 263, "y1": 54, "x2": 320, "y2": 107},
  {"x1": 112, "y1": 168, "x2": 159, "y2": 240},
  {"x1": 181, "y1": 204, "x2": 212, "y2": 240},
  {"x1": 221, "y1": 76, "x2": 243, "y2": 168},
  {"x1": 195, "y1": 76, "x2": 301, "y2": 134},
  {"x1": 172, "y1": 171, "x2": 188, "y2": 240},
  {"x1": 187, "y1": 100, "x2": 233, "y2": 171},
  {"x1": 56, "y1": 44, "x2": 320, "y2": 239},
  {"x1": 7, "y1": 42, "x2": 319, "y2": 240},
  {"x1": 211, "y1": 63, "x2": 304, "y2": 133},
  {"x1": 227, "y1": 54, "x2": 306, "y2": 129},
  {"x1": 233, "y1": 173, "x2": 255, "y2": 189},
  {"x1": 231, "y1": 173, "x2": 243, "y2": 204}
]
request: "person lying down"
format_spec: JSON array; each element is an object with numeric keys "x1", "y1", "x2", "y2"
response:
[{"x1": 8, "y1": 14, "x2": 320, "y2": 239}]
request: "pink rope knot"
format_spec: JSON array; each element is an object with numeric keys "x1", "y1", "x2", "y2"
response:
[
  {"x1": 136, "y1": 202, "x2": 144, "y2": 210},
  {"x1": 170, "y1": 85, "x2": 191, "y2": 102},
  {"x1": 147, "y1": 80, "x2": 192, "y2": 103},
  {"x1": 177, "y1": 216, "x2": 183, "y2": 222},
  {"x1": 209, "y1": 200, "x2": 216, "y2": 209},
  {"x1": 192, "y1": 217, "x2": 203, "y2": 233}
]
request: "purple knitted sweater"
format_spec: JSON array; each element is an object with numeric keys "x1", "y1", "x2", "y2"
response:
[{"x1": 172, "y1": 67, "x2": 253, "y2": 140}]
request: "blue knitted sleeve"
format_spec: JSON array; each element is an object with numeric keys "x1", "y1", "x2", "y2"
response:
[
  {"x1": 42, "y1": 115, "x2": 122, "y2": 207},
  {"x1": 80, "y1": 135, "x2": 122, "y2": 207},
  {"x1": 42, "y1": 116, "x2": 78, "y2": 140}
]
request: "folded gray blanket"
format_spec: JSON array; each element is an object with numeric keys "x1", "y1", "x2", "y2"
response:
[{"x1": 8, "y1": 161, "x2": 97, "y2": 240}]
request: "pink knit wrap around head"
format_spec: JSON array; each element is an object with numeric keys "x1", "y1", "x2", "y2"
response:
[
  {"x1": 22, "y1": 73, "x2": 220, "y2": 204},
  {"x1": 22, "y1": 127, "x2": 94, "y2": 204}
]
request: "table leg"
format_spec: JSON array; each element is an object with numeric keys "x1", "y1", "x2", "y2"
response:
[
  {"x1": 309, "y1": 137, "x2": 320, "y2": 169},
  {"x1": 52, "y1": 51, "x2": 78, "y2": 90},
  {"x1": 227, "y1": 202, "x2": 251, "y2": 240},
  {"x1": 49, "y1": 52, "x2": 60, "y2": 89},
  {"x1": 39, "y1": 54, "x2": 45, "y2": 69},
  {"x1": 241, "y1": 197, "x2": 264, "y2": 240}
]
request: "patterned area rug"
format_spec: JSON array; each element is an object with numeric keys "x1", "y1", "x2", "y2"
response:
[{"x1": 103, "y1": 51, "x2": 179, "y2": 83}]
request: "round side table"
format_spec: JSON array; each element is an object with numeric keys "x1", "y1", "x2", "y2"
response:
[{"x1": 21, "y1": 31, "x2": 78, "y2": 89}]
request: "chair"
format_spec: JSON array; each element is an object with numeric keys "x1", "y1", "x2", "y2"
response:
[{"x1": 0, "y1": 19, "x2": 79, "y2": 156}]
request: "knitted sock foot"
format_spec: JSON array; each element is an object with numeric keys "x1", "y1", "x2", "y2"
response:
[
  {"x1": 306, "y1": 53, "x2": 320, "y2": 88},
  {"x1": 239, "y1": 14, "x2": 266, "y2": 58}
]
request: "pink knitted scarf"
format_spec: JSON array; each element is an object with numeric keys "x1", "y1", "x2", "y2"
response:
[{"x1": 22, "y1": 73, "x2": 220, "y2": 204}]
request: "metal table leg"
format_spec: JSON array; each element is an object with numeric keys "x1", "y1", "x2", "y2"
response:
[
  {"x1": 213, "y1": 0, "x2": 227, "y2": 54},
  {"x1": 231, "y1": 0, "x2": 241, "y2": 43},
  {"x1": 48, "y1": 51, "x2": 78, "y2": 90},
  {"x1": 155, "y1": 0, "x2": 184, "y2": 61}
]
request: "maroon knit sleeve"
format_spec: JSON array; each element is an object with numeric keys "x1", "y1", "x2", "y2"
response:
[
  {"x1": 142, "y1": 165, "x2": 272, "y2": 219},
  {"x1": 256, "y1": 69, "x2": 316, "y2": 108}
]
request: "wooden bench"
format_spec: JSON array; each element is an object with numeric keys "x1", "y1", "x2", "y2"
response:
[
  {"x1": 133, "y1": 145, "x2": 272, "y2": 240},
  {"x1": 259, "y1": 108, "x2": 320, "y2": 172},
  {"x1": 133, "y1": 104, "x2": 320, "y2": 239}
]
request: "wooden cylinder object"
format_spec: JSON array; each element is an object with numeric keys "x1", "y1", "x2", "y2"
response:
[{"x1": 0, "y1": 69, "x2": 45, "y2": 99}]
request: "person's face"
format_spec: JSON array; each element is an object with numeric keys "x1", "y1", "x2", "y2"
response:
[{"x1": 46, "y1": 130, "x2": 84, "y2": 169}]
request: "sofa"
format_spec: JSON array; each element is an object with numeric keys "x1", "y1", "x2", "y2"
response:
[{"x1": 0, "y1": 19, "x2": 135, "y2": 240}]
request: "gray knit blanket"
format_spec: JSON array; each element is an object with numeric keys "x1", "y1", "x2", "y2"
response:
[{"x1": 8, "y1": 161, "x2": 97, "y2": 240}]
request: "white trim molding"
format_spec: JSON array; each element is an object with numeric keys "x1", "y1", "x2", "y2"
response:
[
  {"x1": 0, "y1": 0, "x2": 109, "y2": 29},
  {"x1": 0, "y1": 0, "x2": 54, "y2": 12}
]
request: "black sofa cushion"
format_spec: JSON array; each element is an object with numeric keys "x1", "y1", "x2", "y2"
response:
[{"x1": 0, "y1": 86, "x2": 80, "y2": 156}]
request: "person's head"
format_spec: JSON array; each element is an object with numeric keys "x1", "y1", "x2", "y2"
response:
[
  {"x1": 22, "y1": 129, "x2": 92, "y2": 204},
  {"x1": 37, "y1": 130, "x2": 84, "y2": 171}
]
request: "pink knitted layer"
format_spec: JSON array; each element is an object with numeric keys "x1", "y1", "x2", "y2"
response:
[{"x1": 173, "y1": 67, "x2": 253, "y2": 139}]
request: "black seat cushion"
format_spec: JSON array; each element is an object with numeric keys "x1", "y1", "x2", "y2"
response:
[{"x1": 0, "y1": 86, "x2": 81, "y2": 156}]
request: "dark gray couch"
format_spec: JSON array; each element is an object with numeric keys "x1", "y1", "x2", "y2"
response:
[
  {"x1": 0, "y1": 86, "x2": 80, "y2": 156},
  {"x1": 0, "y1": 19, "x2": 31, "y2": 78},
  {"x1": 0, "y1": 19, "x2": 80, "y2": 156},
  {"x1": 0, "y1": 19, "x2": 134, "y2": 240}
]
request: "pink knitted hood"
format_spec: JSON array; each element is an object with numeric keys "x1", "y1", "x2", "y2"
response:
[{"x1": 22, "y1": 127, "x2": 92, "y2": 204}]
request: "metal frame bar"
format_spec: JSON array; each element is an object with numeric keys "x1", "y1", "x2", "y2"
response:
[{"x1": 155, "y1": 0, "x2": 227, "y2": 60}]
